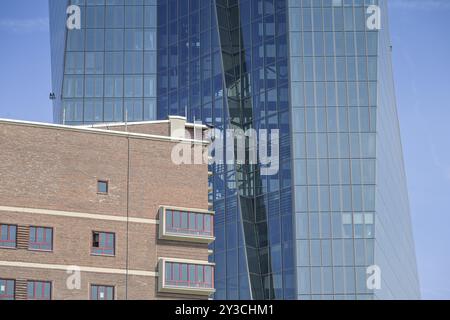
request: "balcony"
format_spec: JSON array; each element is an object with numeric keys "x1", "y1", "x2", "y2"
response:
[
  {"x1": 158, "y1": 258, "x2": 215, "y2": 296},
  {"x1": 158, "y1": 206, "x2": 215, "y2": 244}
]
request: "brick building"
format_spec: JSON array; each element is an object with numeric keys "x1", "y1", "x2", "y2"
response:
[{"x1": 0, "y1": 117, "x2": 214, "y2": 300}]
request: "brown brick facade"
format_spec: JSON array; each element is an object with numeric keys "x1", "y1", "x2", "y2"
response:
[{"x1": 0, "y1": 118, "x2": 213, "y2": 300}]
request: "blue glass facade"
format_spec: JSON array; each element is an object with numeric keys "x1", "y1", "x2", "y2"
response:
[
  {"x1": 50, "y1": 0, "x2": 420, "y2": 300},
  {"x1": 289, "y1": 0, "x2": 378, "y2": 299},
  {"x1": 287, "y1": 0, "x2": 419, "y2": 300},
  {"x1": 51, "y1": 0, "x2": 158, "y2": 125},
  {"x1": 213, "y1": 0, "x2": 295, "y2": 299}
]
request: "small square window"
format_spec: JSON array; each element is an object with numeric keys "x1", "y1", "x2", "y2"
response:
[
  {"x1": 92, "y1": 231, "x2": 115, "y2": 256},
  {"x1": 98, "y1": 180, "x2": 108, "y2": 194},
  {"x1": 0, "y1": 224, "x2": 17, "y2": 249},
  {"x1": 27, "y1": 281, "x2": 51, "y2": 300},
  {"x1": 29, "y1": 226, "x2": 53, "y2": 251},
  {"x1": 91, "y1": 284, "x2": 114, "y2": 300},
  {"x1": 0, "y1": 279, "x2": 15, "y2": 300}
]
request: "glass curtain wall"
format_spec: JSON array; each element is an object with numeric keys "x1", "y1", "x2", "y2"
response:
[
  {"x1": 289, "y1": 0, "x2": 378, "y2": 300},
  {"x1": 60, "y1": 0, "x2": 158, "y2": 125},
  {"x1": 157, "y1": 0, "x2": 296, "y2": 299}
]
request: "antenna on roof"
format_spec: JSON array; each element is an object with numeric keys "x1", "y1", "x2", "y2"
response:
[{"x1": 63, "y1": 108, "x2": 66, "y2": 126}]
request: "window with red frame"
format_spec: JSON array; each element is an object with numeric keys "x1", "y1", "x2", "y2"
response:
[
  {"x1": 92, "y1": 231, "x2": 115, "y2": 256},
  {"x1": 27, "y1": 281, "x2": 51, "y2": 300},
  {"x1": 0, "y1": 224, "x2": 17, "y2": 248},
  {"x1": 90, "y1": 284, "x2": 114, "y2": 300},
  {"x1": 0, "y1": 279, "x2": 15, "y2": 300},
  {"x1": 165, "y1": 210, "x2": 213, "y2": 237},
  {"x1": 29, "y1": 226, "x2": 53, "y2": 251},
  {"x1": 165, "y1": 262, "x2": 213, "y2": 289}
]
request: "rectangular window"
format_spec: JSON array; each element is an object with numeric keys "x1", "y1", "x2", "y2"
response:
[
  {"x1": 90, "y1": 285, "x2": 114, "y2": 300},
  {"x1": 0, "y1": 224, "x2": 16, "y2": 248},
  {"x1": 0, "y1": 279, "x2": 15, "y2": 300},
  {"x1": 165, "y1": 210, "x2": 214, "y2": 238},
  {"x1": 29, "y1": 227, "x2": 53, "y2": 251},
  {"x1": 27, "y1": 281, "x2": 51, "y2": 300},
  {"x1": 92, "y1": 232, "x2": 115, "y2": 256},
  {"x1": 164, "y1": 262, "x2": 213, "y2": 289},
  {"x1": 97, "y1": 180, "x2": 108, "y2": 194}
]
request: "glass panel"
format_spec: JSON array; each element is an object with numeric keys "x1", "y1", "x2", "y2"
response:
[
  {"x1": 27, "y1": 281, "x2": 51, "y2": 300},
  {"x1": 92, "y1": 232, "x2": 114, "y2": 255},
  {"x1": 0, "y1": 225, "x2": 16, "y2": 248},
  {"x1": 0, "y1": 279, "x2": 15, "y2": 300}
]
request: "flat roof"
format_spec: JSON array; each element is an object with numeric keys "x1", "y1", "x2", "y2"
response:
[{"x1": 0, "y1": 118, "x2": 208, "y2": 145}]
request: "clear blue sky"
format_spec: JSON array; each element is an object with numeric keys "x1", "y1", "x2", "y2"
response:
[
  {"x1": 0, "y1": 0, "x2": 449, "y2": 299},
  {"x1": 389, "y1": 0, "x2": 450, "y2": 300}
]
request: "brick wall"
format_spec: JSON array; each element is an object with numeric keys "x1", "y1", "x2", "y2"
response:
[{"x1": 0, "y1": 120, "x2": 211, "y2": 300}]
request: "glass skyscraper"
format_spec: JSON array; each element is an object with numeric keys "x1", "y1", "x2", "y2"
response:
[{"x1": 49, "y1": 0, "x2": 421, "y2": 299}]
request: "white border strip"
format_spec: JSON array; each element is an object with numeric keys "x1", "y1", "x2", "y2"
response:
[
  {"x1": 0, "y1": 260, "x2": 157, "y2": 277},
  {"x1": 0, "y1": 206, "x2": 158, "y2": 225}
]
